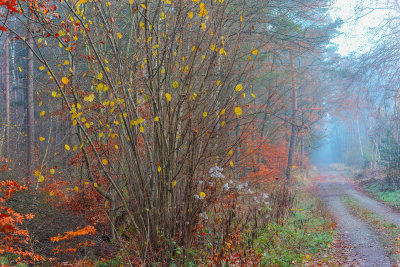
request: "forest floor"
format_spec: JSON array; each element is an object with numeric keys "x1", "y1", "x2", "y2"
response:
[{"x1": 315, "y1": 169, "x2": 400, "y2": 266}]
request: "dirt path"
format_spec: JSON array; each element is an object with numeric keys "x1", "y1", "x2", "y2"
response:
[{"x1": 317, "y1": 171, "x2": 393, "y2": 266}]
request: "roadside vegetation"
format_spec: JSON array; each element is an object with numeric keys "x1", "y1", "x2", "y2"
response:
[{"x1": 255, "y1": 185, "x2": 336, "y2": 266}]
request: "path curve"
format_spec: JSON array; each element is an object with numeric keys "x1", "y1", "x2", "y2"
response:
[{"x1": 317, "y1": 171, "x2": 392, "y2": 266}]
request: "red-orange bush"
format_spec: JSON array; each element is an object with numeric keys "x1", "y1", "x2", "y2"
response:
[{"x1": 0, "y1": 180, "x2": 45, "y2": 264}]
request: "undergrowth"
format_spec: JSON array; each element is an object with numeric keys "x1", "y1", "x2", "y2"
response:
[{"x1": 255, "y1": 190, "x2": 335, "y2": 266}]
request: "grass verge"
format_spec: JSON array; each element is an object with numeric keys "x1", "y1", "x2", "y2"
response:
[
  {"x1": 254, "y1": 189, "x2": 340, "y2": 266},
  {"x1": 364, "y1": 182, "x2": 400, "y2": 210}
]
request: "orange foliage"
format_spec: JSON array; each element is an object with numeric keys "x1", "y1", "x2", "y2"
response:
[
  {"x1": 50, "y1": 225, "x2": 97, "y2": 255},
  {"x1": 241, "y1": 132, "x2": 289, "y2": 183},
  {"x1": 66, "y1": 182, "x2": 109, "y2": 226},
  {"x1": 0, "y1": 180, "x2": 45, "y2": 264}
]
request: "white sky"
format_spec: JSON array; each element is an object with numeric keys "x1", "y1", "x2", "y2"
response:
[{"x1": 329, "y1": 0, "x2": 387, "y2": 56}]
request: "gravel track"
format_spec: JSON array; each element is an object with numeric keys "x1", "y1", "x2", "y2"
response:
[{"x1": 317, "y1": 171, "x2": 393, "y2": 266}]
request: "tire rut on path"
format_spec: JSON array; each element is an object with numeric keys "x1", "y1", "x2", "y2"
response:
[{"x1": 317, "y1": 171, "x2": 392, "y2": 266}]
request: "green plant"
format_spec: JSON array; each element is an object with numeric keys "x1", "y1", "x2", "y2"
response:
[
  {"x1": 254, "y1": 192, "x2": 334, "y2": 266},
  {"x1": 365, "y1": 182, "x2": 400, "y2": 209}
]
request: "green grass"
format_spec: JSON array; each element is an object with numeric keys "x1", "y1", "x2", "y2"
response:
[
  {"x1": 365, "y1": 182, "x2": 400, "y2": 209},
  {"x1": 0, "y1": 256, "x2": 29, "y2": 267},
  {"x1": 254, "y1": 191, "x2": 335, "y2": 266}
]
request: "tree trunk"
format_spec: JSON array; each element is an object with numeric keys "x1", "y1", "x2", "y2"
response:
[
  {"x1": 300, "y1": 136, "x2": 304, "y2": 167},
  {"x1": 27, "y1": 16, "x2": 35, "y2": 179},
  {"x1": 356, "y1": 120, "x2": 364, "y2": 160},
  {"x1": 4, "y1": 31, "x2": 10, "y2": 156},
  {"x1": 286, "y1": 51, "x2": 297, "y2": 180}
]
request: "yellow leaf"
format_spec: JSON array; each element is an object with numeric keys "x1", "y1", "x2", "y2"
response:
[
  {"x1": 84, "y1": 94, "x2": 95, "y2": 102},
  {"x1": 165, "y1": 93, "x2": 172, "y2": 101},
  {"x1": 228, "y1": 150, "x2": 233, "y2": 155},
  {"x1": 76, "y1": 0, "x2": 87, "y2": 8},
  {"x1": 173, "y1": 81, "x2": 179, "y2": 88},
  {"x1": 220, "y1": 109, "x2": 225, "y2": 115},
  {"x1": 199, "y1": 192, "x2": 206, "y2": 198},
  {"x1": 129, "y1": 0, "x2": 134, "y2": 4},
  {"x1": 117, "y1": 32, "x2": 122, "y2": 39},
  {"x1": 251, "y1": 93, "x2": 255, "y2": 98},
  {"x1": 50, "y1": 169, "x2": 55, "y2": 175},
  {"x1": 140, "y1": 125, "x2": 144, "y2": 132},
  {"x1": 63, "y1": 60, "x2": 70, "y2": 65},
  {"x1": 34, "y1": 170, "x2": 40, "y2": 177},
  {"x1": 39, "y1": 137, "x2": 45, "y2": 142},
  {"x1": 234, "y1": 107, "x2": 242, "y2": 116},
  {"x1": 40, "y1": 110, "x2": 45, "y2": 117},
  {"x1": 97, "y1": 73, "x2": 103, "y2": 80},
  {"x1": 229, "y1": 161, "x2": 234, "y2": 167},
  {"x1": 102, "y1": 159, "x2": 108, "y2": 165},
  {"x1": 18, "y1": 66, "x2": 22, "y2": 72},
  {"x1": 51, "y1": 91, "x2": 57, "y2": 97},
  {"x1": 158, "y1": 166, "x2": 162, "y2": 173},
  {"x1": 203, "y1": 112, "x2": 207, "y2": 117},
  {"x1": 154, "y1": 116, "x2": 159, "y2": 122},
  {"x1": 39, "y1": 101, "x2": 43, "y2": 107},
  {"x1": 173, "y1": 180, "x2": 177, "y2": 186},
  {"x1": 94, "y1": 182, "x2": 98, "y2": 188},
  {"x1": 235, "y1": 84, "x2": 243, "y2": 92},
  {"x1": 65, "y1": 144, "x2": 70, "y2": 151},
  {"x1": 38, "y1": 176, "x2": 44, "y2": 182},
  {"x1": 199, "y1": 3, "x2": 208, "y2": 17},
  {"x1": 62, "y1": 77, "x2": 69, "y2": 84},
  {"x1": 50, "y1": 191, "x2": 55, "y2": 197},
  {"x1": 74, "y1": 186, "x2": 79, "y2": 192},
  {"x1": 39, "y1": 65, "x2": 45, "y2": 71},
  {"x1": 252, "y1": 49, "x2": 258, "y2": 55},
  {"x1": 140, "y1": 3, "x2": 146, "y2": 9},
  {"x1": 188, "y1": 12, "x2": 193, "y2": 19}
]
